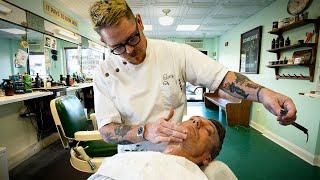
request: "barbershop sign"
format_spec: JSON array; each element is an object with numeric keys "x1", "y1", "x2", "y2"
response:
[{"x1": 43, "y1": 1, "x2": 78, "y2": 29}]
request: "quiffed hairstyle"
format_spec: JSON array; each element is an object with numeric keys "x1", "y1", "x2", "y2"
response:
[
  {"x1": 209, "y1": 119, "x2": 226, "y2": 159},
  {"x1": 89, "y1": 0, "x2": 135, "y2": 32}
]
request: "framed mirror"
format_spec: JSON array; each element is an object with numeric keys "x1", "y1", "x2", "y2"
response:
[
  {"x1": 44, "y1": 38, "x2": 79, "y2": 81},
  {"x1": 27, "y1": 29, "x2": 46, "y2": 77},
  {"x1": 0, "y1": 19, "x2": 27, "y2": 80}
]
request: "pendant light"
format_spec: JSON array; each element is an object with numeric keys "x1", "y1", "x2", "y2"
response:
[{"x1": 159, "y1": 9, "x2": 174, "y2": 26}]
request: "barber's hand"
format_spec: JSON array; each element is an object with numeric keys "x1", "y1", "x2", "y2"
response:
[
  {"x1": 144, "y1": 107, "x2": 187, "y2": 144},
  {"x1": 260, "y1": 88, "x2": 297, "y2": 125}
]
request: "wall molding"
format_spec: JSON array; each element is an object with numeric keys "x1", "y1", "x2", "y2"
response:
[
  {"x1": 250, "y1": 121, "x2": 320, "y2": 167},
  {"x1": 8, "y1": 133, "x2": 59, "y2": 170}
]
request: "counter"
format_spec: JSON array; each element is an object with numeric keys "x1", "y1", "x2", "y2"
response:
[
  {"x1": 0, "y1": 91, "x2": 53, "y2": 106},
  {"x1": 0, "y1": 83, "x2": 93, "y2": 106},
  {"x1": 66, "y1": 83, "x2": 93, "y2": 92}
]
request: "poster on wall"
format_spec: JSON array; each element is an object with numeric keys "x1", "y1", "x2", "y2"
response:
[
  {"x1": 44, "y1": 35, "x2": 57, "y2": 50},
  {"x1": 239, "y1": 26, "x2": 262, "y2": 74}
]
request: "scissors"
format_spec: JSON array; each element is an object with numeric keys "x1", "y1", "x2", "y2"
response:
[{"x1": 280, "y1": 109, "x2": 308, "y2": 142}]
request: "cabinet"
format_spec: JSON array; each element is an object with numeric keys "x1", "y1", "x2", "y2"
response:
[{"x1": 267, "y1": 18, "x2": 320, "y2": 82}]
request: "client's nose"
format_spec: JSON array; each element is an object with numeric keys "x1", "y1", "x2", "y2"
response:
[{"x1": 192, "y1": 118, "x2": 201, "y2": 129}]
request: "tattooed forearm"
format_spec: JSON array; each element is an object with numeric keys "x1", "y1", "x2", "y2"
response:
[
  {"x1": 220, "y1": 71, "x2": 264, "y2": 102},
  {"x1": 100, "y1": 123, "x2": 142, "y2": 145},
  {"x1": 229, "y1": 82, "x2": 249, "y2": 99},
  {"x1": 234, "y1": 72, "x2": 250, "y2": 85},
  {"x1": 115, "y1": 125, "x2": 132, "y2": 137}
]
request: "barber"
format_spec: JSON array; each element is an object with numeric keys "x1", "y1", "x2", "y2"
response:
[{"x1": 89, "y1": 0, "x2": 297, "y2": 152}]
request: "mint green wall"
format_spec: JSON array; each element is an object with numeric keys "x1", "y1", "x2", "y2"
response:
[
  {"x1": 10, "y1": 40, "x2": 28, "y2": 75},
  {"x1": 49, "y1": 39, "x2": 78, "y2": 80},
  {"x1": 162, "y1": 37, "x2": 219, "y2": 59},
  {"x1": 0, "y1": 38, "x2": 12, "y2": 80},
  {"x1": 218, "y1": 0, "x2": 320, "y2": 156},
  {"x1": 7, "y1": 0, "x2": 100, "y2": 43},
  {"x1": 0, "y1": 38, "x2": 28, "y2": 80}
]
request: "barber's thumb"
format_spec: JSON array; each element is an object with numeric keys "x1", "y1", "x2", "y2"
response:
[{"x1": 165, "y1": 107, "x2": 174, "y2": 121}]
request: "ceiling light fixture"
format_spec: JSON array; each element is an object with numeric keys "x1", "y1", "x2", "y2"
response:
[
  {"x1": 56, "y1": 29, "x2": 78, "y2": 40},
  {"x1": 0, "y1": 3, "x2": 12, "y2": 14},
  {"x1": 144, "y1": 25, "x2": 153, "y2": 31},
  {"x1": 159, "y1": 9, "x2": 174, "y2": 26},
  {"x1": 0, "y1": 28, "x2": 26, "y2": 35},
  {"x1": 176, "y1": 25, "x2": 200, "y2": 31}
]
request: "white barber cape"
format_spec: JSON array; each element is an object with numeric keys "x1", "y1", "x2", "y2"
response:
[
  {"x1": 88, "y1": 152, "x2": 208, "y2": 180},
  {"x1": 94, "y1": 38, "x2": 228, "y2": 152}
]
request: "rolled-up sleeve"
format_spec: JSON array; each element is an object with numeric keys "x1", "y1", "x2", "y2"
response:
[
  {"x1": 182, "y1": 44, "x2": 228, "y2": 91},
  {"x1": 93, "y1": 66, "x2": 122, "y2": 129}
]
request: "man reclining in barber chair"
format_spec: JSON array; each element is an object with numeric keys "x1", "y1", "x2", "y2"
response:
[
  {"x1": 51, "y1": 95, "x2": 236, "y2": 179},
  {"x1": 88, "y1": 116, "x2": 236, "y2": 180}
]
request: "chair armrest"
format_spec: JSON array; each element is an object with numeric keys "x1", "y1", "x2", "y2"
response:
[
  {"x1": 89, "y1": 113, "x2": 98, "y2": 130},
  {"x1": 202, "y1": 161, "x2": 237, "y2": 180},
  {"x1": 74, "y1": 130, "x2": 102, "y2": 141}
]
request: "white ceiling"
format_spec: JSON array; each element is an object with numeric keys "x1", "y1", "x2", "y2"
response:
[{"x1": 55, "y1": 0, "x2": 275, "y2": 39}]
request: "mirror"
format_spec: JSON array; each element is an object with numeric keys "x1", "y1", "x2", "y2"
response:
[
  {"x1": 65, "y1": 46, "x2": 81, "y2": 76},
  {"x1": 81, "y1": 48, "x2": 104, "y2": 78},
  {"x1": 44, "y1": 38, "x2": 80, "y2": 81},
  {"x1": 0, "y1": 19, "x2": 28, "y2": 80},
  {"x1": 27, "y1": 29, "x2": 46, "y2": 77},
  {"x1": 27, "y1": 30, "x2": 81, "y2": 81},
  {"x1": 0, "y1": 18, "x2": 103, "y2": 84}
]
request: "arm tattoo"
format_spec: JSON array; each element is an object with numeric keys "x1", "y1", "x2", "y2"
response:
[
  {"x1": 115, "y1": 125, "x2": 131, "y2": 137},
  {"x1": 102, "y1": 125, "x2": 134, "y2": 145},
  {"x1": 256, "y1": 87, "x2": 263, "y2": 102},
  {"x1": 235, "y1": 73, "x2": 249, "y2": 85},
  {"x1": 221, "y1": 72, "x2": 264, "y2": 100},
  {"x1": 229, "y1": 82, "x2": 249, "y2": 99}
]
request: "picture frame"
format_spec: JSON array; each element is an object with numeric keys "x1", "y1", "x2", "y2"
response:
[
  {"x1": 239, "y1": 26, "x2": 262, "y2": 74},
  {"x1": 44, "y1": 35, "x2": 57, "y2": 50}
]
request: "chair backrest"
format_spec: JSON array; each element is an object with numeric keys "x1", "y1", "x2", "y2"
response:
[{"x1": 50, "y1": 95, "x2": 88, "y2": 145}]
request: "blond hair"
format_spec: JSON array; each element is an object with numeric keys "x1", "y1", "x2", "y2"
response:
[{"x1": 90, "y1": 0, "x2": 135, "y2": 32}]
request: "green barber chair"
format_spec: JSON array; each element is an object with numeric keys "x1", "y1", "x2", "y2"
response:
[{"x1": 50, "y1": 95, "x2": 117, "y2": 173}]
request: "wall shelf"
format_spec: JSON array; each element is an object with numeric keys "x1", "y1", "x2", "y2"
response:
[
  {"x1": 267, "y1": 18, "x2": 319, "y2": 82},
  {"x1": 299, "y1": 92, "x2": 320, "y2": 99},
  {"x1": 267, "y1": 63, "x2": 311, "y2": 68},
  {"x1": 268, "y1": 19, "x2": 319, "y2": 35},
  {"x1": 267, "y1": 43, "x2": 316, "y2": 53}
]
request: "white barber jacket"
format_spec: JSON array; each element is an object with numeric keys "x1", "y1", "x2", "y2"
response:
[
  {"x1": 88, "y1": 152, "x2": 208, "y2": 180},
  {"x1": 94, "y1": 38, "x2": 228, "y2": 151}
]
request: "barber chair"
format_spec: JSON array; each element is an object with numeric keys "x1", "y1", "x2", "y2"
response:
[{"x1": 50, "y1": 95, "x2": 117, "y2": 173}]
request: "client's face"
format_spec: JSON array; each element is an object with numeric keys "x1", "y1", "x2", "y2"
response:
[{"x1": 163, "y1": 116, "x2": 219, "y2": 165}]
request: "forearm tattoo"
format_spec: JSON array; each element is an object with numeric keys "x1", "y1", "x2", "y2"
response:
[
  {"x1": 229, "y1": 82, "x2": 249, "y2": 99},
  {"x1": 101, "y1": 125, "x2": 134, "y2": 145},
  {"x1": 222, "y1": 72, "x2": 264, "y2": 101}
]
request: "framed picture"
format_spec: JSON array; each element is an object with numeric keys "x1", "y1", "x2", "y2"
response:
[
  {"x1": 44, "y1": 35, "x2": 57, "y2": 50},
  {"x1": 239, "y1": 26, "x2": 262, "y2": 74}
]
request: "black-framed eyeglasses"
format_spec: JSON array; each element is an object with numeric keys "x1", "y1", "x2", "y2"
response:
[{"x1": 110, "y1": 22, "x2": 140, "y2": 55}]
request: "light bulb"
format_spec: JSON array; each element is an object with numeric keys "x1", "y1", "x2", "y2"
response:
[{"x1": 159, "y1": 15, "x2": 174, "y2": 26}]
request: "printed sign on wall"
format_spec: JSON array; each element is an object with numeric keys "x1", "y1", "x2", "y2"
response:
[{"x1": 43, "y1": 0, "x2": 78, "y2": 30}]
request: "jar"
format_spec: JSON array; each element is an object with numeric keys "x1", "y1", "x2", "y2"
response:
[{"x1": 2, "y1": 79, "x2": 14, "y2": 96}]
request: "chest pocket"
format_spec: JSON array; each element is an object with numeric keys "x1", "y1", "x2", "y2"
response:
[{"x1": 160, "y1": 72, "x2": 184, "y2": 109}]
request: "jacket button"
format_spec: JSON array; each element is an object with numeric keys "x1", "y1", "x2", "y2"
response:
[
  {"x1": 123, "y1": 61, "x2": 127, "y2": 65},
  {"x1": 105, "y1": 73, "x2": 109, "y2": 77},
  {"x1": 115, "y1": 68, "x2": 120, "y2": 72}
]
